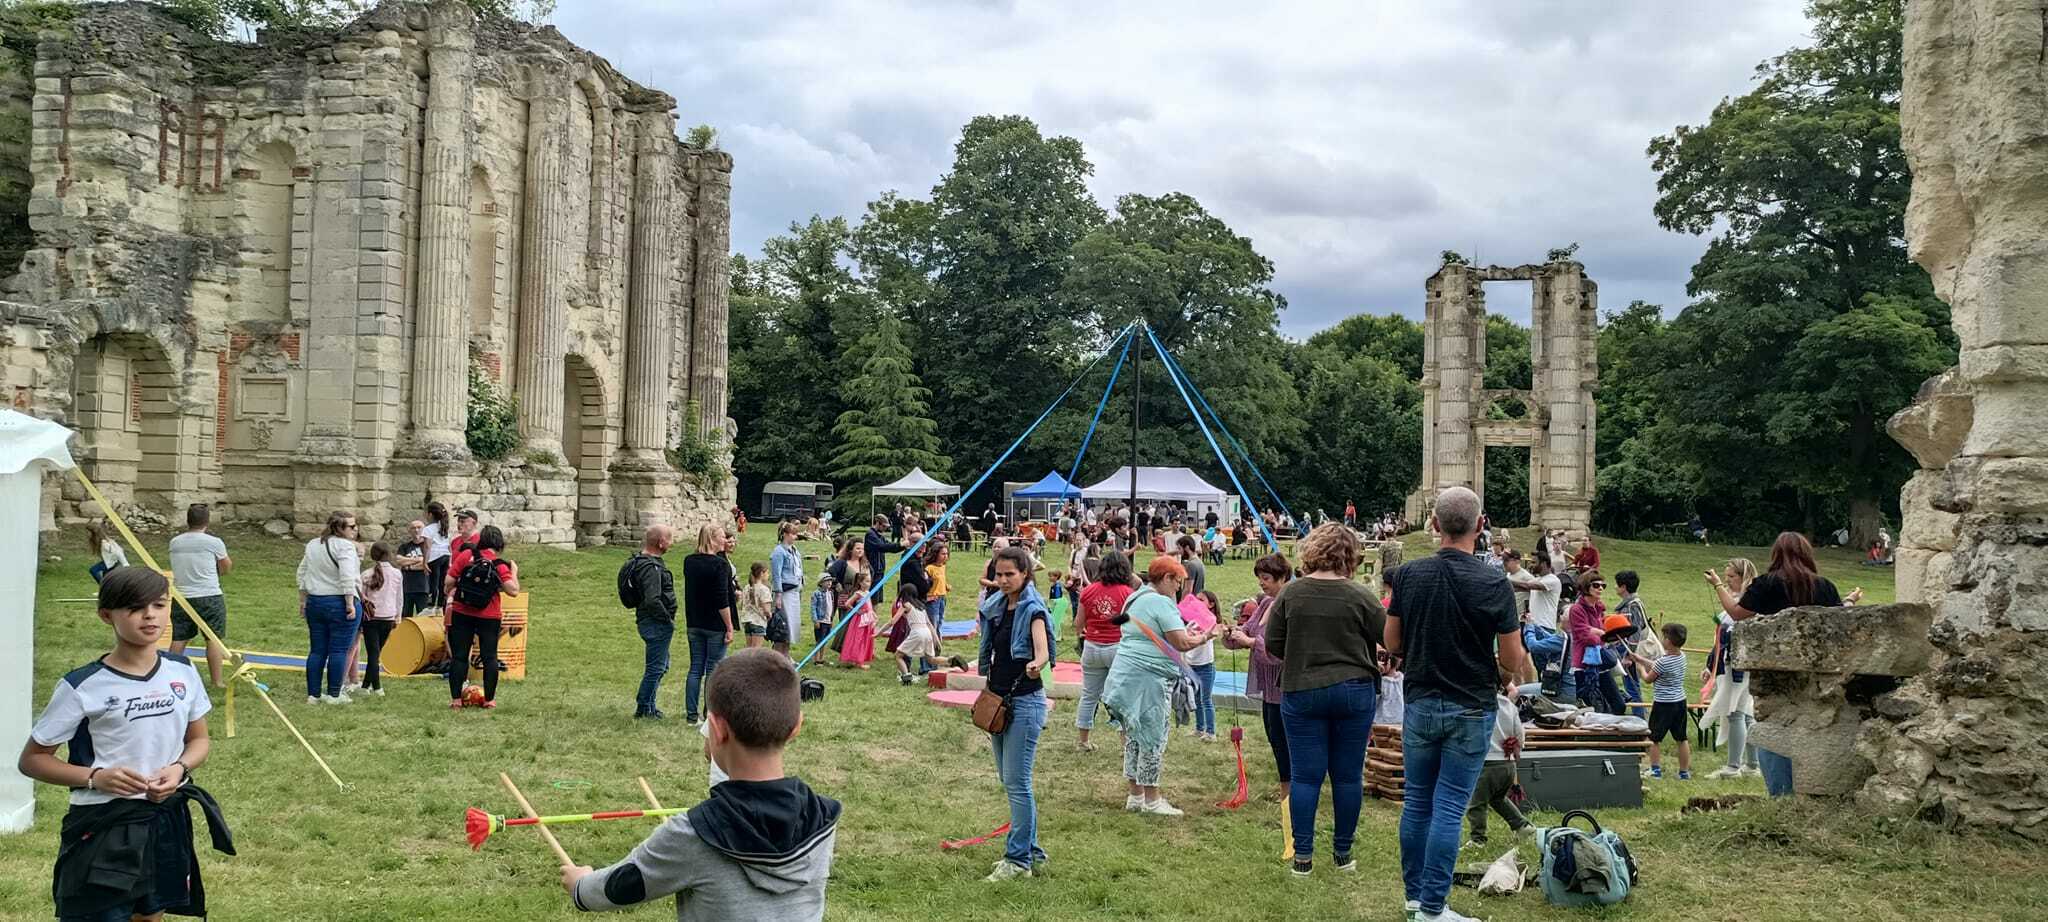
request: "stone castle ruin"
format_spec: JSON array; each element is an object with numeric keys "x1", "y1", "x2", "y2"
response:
[
  {"x1": 1726, "y1": 0, "x2": 2048, "y2": 840},
  {"x1": 1406, "y1": 258, "x2": 1597, "y2": 537},
  {"x1": 0, "y1": 1, "x2": 734, "y2": 545}
]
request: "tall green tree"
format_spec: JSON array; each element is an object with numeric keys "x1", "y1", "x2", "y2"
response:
[
  {"x1": 1279, "y1": 349, "x2": 1421, "y2": 522},
  {"x1": 725, "y1": 218, "x2": 865, "y2": 494},
  {"x1": 829, "y1": 312, "x2": 951, "y2": 511},
  {"x1": 923, "y1": 115, "x2": 1106, "y2": 480},
  {"x1": 1644, "y1": 0, "x2": 1952, "y2": 544},
  {"x1": 1592, "y1": 301, "x2": 1697, "y2": 536}
]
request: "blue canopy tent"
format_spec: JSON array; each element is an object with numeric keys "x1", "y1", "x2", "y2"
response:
[{"x1": 1006, "y1": 471, "x2": 1081, "y2": 526}]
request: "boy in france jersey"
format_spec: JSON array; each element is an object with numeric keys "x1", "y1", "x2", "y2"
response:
[{"x1": 18, "y1": 566, "x2": 233, "y2": 921}]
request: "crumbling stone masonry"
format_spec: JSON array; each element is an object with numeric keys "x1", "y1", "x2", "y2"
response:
[
  {"x1": 0, "y1": 1, "x2": 735, "y2": 546},
  {"x1": 1734, "y1": 0, "x2": 2048, "y2": 839},
  {"x1": 1406, "y1": 259, "x2": 1597, "y2": 538}
]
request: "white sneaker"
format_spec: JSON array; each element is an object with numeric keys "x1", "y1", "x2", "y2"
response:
[
  {"x1": 341, "y1": 683, "x2": 363, "y2": 696},
  {"x1": 307, "y1": 695, "x2": 319, "y2": 705},
  {"x1": 1137, "y1": 798, "x2": 1183, "y2": 817},
  {"x1": 1125, "y1": 794, "x2": 1143, "y2": 812},
  {"x1": 372, "y1": 687, "x2": 386, "y2": 697},
  {"x1": 1419, "y1": 908, "x2": 1482, "y2": 922},
  {"x1": 322, "y1": 694, "x2": 352, "y2": 705},
  {"x1": 1404, "y1": 901, "x2": 1421, "y2": 922},
  {"x1": 984, "y1": 860, "x2": 1032, "y2": 882},
  {"x1": 1706, "y1": 765, "x2": 1744, "y2": 780},
  {"x1": 1740, "y1": 766, "x2": 1761, "y2": 777}
]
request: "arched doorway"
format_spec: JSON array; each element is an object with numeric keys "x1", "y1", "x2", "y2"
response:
[
  {"x1": 72, "y1": 333, "x2": 190, "y2": 515},
  {"x1": 561, "y1": 354, "x2": 614, "y2": 539}
]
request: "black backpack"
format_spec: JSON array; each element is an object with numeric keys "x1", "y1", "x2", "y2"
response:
[
  {"x1": 618, "y1": 556, "x2": 643, "y2": 609},
  {"x1": 454, "y1": 555, "x2": 504, "y2": 610}
]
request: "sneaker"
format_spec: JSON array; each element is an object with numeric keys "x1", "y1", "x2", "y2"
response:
[
  {"x1": 948, "y1": 655, "x2": 969, "y2": 669},
  {"x1": 1332, "y1": 853, "x2": 1357, "y2": 872},
  {"x1": 370, "y1": 687, "x2": 386, "y2": 697},
  {"x1": 634, "y1": 710, "x2": 665, "y2": 720},
  {"x1": 1419, "y1": 909, "x2": 1482, "y2": 922},
  {"x1": 1137, "y1": 798, "x2": 1183, "y2": 817},
  {"x1": 341, "y1": 683, "x2": 363, "y2": 696},
  {"x1": 481, "y1": 700, "x2": 497, "y2": 710},
  {"x1": 899, "y1": 672, "x2": 914, "y2": 686},
  {"x1": 307, "y1": 695, "x2": 319, "y2": 705},
  {"x1": 984, "y1": 860, "x2": 1032, "y2": 882},
  {"x1": 1125, "y1": 794, "x2": 1143, "y2": 812},
  {"x1": 1404, "y1": 900, "x2": 1421, "y2": 921},
  {"x1": 1461, "y1": 838, "x2": 1487, "y2": 851},
  {"x1": 322, "y1": 694, "x2": 351, "y2": 706},
  {"x1": 450, "y1": 699, "x2": 464, "y2": 710},
  {"x1": 1706, "y1": 766, "x2": 1744, "y2": 780},
  {"x1": 1741, "y1": 766, "x2": 1761, "y2": 777},
  {"x1": 1645, "y1": 766, "x2": 1663, "y2": 779},
  {"x1": 1679, "y1": 770, "x2": 1693, "y2": 780},
  {"x1": 1290, "y1": 858, "x2": 1313, "y2": 877}
]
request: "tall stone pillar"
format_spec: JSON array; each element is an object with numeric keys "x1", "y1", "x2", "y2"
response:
[
  {"x1": 621, "y1": 115, "x2": 677, "y2": 463},
  {"x1": 514, "y1": 67, "x2": 569, "y2": 460},
  {"x1": 1410, "y1": 264, "x2": 1480, "y2": 520},
  {"x1": 1857, "y1": 0, "x2": 2048, "y2": 837},
  {"x1": 1534, "y1": 261, "x2": 1594, "y2": 538},
  {"x1": 405, "y1": 7, "x2": 474, "y2": 459},
  {"x1": 689, "y1": 151, "x2": 733, "y2": 440}
]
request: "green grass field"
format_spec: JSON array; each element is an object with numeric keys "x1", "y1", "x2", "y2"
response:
[{"x1": 5, "y1": 526, "x2": 2043, "y2": 921}]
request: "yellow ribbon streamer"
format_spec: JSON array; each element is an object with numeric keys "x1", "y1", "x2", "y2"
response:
[{"x1": 69, "y1": 467, "x2": 349, "y2": 791}]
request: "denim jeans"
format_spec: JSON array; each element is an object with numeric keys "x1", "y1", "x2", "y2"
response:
[
  {"x1": 1756, "y1": 746, "x2": 1795, "y2": 796},
  {"x1": 1523, "y1": 624, "x2": 1564, "y2": 676},
  {"x1": 928, "y1": 596, "x2": 947, "y2": 629},
  {"x1": 303, "y1": 594, "x2": 355, "y2": 698},
  {"x1": 636, "y1": 619, "x2": 674, "y2": 715},
  {"x1": 1723, "y1": 711, "x2": 1759, "y2": 770},
  {"x1": 1623, "y1": 669, "x2": 1646, "y2": 719},
  {"x1": 1399, "y1": 696, "x2": 1494, "y2": 915},
  {"x1": 1281, "y1": 678, "x2": 1376, "y2": 860},
  {"x1": 1076, "y1": 640, "x2": 1118, "y2": 730},
  {"x1": 990, "y1": 690, "x2": 1048, "y2": 869},
  {"x1": 685, "y1": 628, "x2": 729, "y2": 721},
  {"x1": 1192, "y1": 663, "x2": 1217, "y2": 735}
]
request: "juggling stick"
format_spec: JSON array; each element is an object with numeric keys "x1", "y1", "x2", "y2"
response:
[
  {"x1": 1214, "y1": 725, "x2": 1250, "y2": 810},
  {"x1": 500, "y1": 772, "x2": 575, "y2": 868},
  {"x1": 637, "y1": 777, "x2": 664, "y2": 810},
  {"x1": 940, "y1": 822, "x2": 1011, "y2": 851},
  {"x1": 464, "y1": 805, "x2": 686, "y2": 850}
]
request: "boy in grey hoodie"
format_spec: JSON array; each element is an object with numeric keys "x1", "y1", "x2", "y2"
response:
[{"x1": 563, "y1": 648, "x2": 841, "y2": 921}]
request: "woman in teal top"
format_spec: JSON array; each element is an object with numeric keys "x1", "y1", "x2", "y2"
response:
[{"x1": 1101, "y1": 555, "x2": 1212, "y2": 817}]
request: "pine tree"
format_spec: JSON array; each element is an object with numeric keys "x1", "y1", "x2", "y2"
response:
[{"x1": 830, "y1": 313, "x2": 952, "y2": 491}]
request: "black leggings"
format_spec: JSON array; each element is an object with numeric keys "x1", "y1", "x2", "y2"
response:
[
  {"x1": 446, "y1": 612, "x2": 500, "y2": 701},
  {"x1": 428, "y1": 557, "x2": 451, "y2": 608},
  {"x1": 1263, "y1": 700, "x2": 1291, "y2": 783},
  {"x1": 361, "y1": 620, "x2": 395, "y2": 690}
]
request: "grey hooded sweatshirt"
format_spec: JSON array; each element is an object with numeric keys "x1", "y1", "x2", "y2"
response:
[{"x1": 572, "y1": 777, "x2": 841, "y2": 922}]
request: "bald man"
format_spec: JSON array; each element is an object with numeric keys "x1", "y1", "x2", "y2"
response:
[{"x1": 622, "y1": 525, "x2": 679, "y2": 719}]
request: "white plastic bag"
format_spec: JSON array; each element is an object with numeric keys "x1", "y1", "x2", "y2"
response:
[{"x1": 1478, "y1": 847, "x2": 1525, "y2": 895}]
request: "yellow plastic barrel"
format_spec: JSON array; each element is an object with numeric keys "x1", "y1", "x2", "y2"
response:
[{"x1": 382, "y1": 615, "x2": 449, "y2": 677}]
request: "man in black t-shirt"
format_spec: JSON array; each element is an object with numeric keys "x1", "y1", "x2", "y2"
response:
[
  {"x1": 1383, "y1": 486, "x2": 1525, "y2": 922},
  {"x1": 395, "y1": 520, "x2": 434, "y2": 616}
]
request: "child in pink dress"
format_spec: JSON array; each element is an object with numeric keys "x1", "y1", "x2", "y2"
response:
[{"x1": 837, "y1": 573, "x2": 877, "y2": 669}]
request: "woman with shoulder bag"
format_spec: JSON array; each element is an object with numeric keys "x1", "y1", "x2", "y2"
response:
[
  {"x1": 976, "y1": 545, "x2": 1053, "y2": 882},
  {"x1": 296, "y1": 511, "x2": 362, "y2": 705},
  {"x1": 1100, "y1": 556, "x2": 1211, "y2": 818}
]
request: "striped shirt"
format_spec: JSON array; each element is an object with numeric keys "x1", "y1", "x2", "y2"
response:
[{"x1": 1652, "y1": 652, "x2": 1687, "y2": 702}]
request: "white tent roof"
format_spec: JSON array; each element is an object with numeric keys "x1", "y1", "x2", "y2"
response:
[
  {"x1": 1080, "y1": 466, "x2": 1230, "y2": 503},
  {"x1": 873, "y1": 467, "x2": 959, "y2": 496},
  {"x1": 0, "y1": 410, "x2": 74, "y2": 834}
]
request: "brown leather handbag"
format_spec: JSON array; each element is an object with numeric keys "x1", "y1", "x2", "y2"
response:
[{"x1": 971, "y1": 687, "x2": 1012, "y2": 734}]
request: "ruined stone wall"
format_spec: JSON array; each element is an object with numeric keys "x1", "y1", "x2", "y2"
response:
[
  {"x1": 1851, "y1": 0, "x2": 2048, "y2": 839},
  {"x1": 0, "y1": 1, "x2": 734, "y2": 546},
  {"x1": 1407, "y1": 259, "x2": 1596, "y2": 537}
]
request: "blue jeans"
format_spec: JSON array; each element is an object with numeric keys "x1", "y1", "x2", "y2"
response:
[
  {"x1": 1623, "y1": 669, "x2": 1646, "y2": 719},
  {"x1": 636, "y1": 620, "x2": 674, "y2": 715},
  {"x1": 1400, "y1": 696, "x2": 1494, "y2": 915},
  {"x1": 685, "y1": 628, "x2": 729, "y2": 721},
  {"x1": 1281, "y1": 678, "x2": 1376, "y2": 860},
  {"x1": 303, "y1": 594, "x2": 355, "y2": 697},
  {"x1": 1757, "y1": 747, "x2": 1795, "y2": 797},
  {"x1": 990, "y1": 690, "x2": 1048, "y2": 869},
  {"x1": 928, "y1": 596, "x2": 947, "y2": 627},
  {"x1": 1192, "y1": 663, "x2": 1217, "y2": 735}
]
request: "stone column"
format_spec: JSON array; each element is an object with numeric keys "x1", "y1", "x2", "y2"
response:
[
  {"x1": 620, "y1": 116, "x2": 676, "y2": 462},
  {"x1": 689, "y1": 150, "x2": 733, "y2": 440},
  {"x1": 405, "y1": 7, "x2": 474, "y2": 459},
  {"x1": 514, "y1": 67, "x2": 569, "y2": 460},
  {"x1": 1855, "y1": 0, "x2": 2048, "y2": 836}
]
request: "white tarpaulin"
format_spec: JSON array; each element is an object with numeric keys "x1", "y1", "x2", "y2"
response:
[
  {"x1": 872, "y1": 467, "x2": 960, "y2": 496},
  {"x1": 1080, "y1": 466, "x2": 1231, "y2": 504},
  {"x1": 0, "y1": 410, "x2": 75, "y2": 835}
]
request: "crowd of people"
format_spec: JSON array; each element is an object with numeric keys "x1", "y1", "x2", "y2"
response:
[{"x1": 31, "y1": 484, "x2": 1872, "y2": 922}]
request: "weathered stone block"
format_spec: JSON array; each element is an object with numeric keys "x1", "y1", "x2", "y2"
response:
[
  {"x1": 1888, "y1": 368, "x2": 1973, "y2": 470},
  {"x1": 1732, "y1": 603, "x2": 1935, "y2": 677}
]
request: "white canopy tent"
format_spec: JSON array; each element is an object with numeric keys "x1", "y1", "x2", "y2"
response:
[
  {"x1": 0, "y1": 410, "x2": 76, "y2": 835},
  {"x1": 869, "y1": 467, "x2": 960, "y2": 517},
  {"x1": 1080, "y1": 466, "x2": 1239, "y2": 520}
]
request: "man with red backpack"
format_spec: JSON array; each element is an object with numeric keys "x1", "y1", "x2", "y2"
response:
[{"x1": 444, "y1": 524, "x2": 520, "y2": 710}]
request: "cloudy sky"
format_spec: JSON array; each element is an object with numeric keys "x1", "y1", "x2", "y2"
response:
[{"x1": 554, "y1": 1, "x2": 1812, "y2": 337}]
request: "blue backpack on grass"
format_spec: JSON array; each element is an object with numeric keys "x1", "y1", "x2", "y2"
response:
[{"x1": 1537, "y1": 810, "x2": 1636, "y2": 907}]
